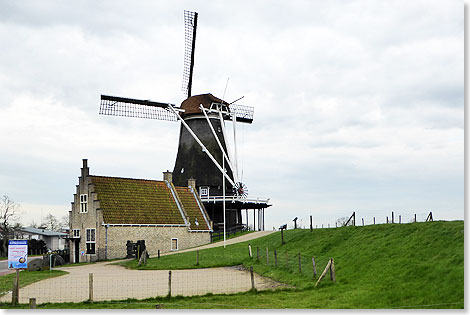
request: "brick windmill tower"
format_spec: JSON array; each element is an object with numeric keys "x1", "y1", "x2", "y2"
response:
[{"x1": 99, "y1": 10, "x2": 271, "y2": 234}]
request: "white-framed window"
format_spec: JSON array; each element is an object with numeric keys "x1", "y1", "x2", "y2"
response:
[
  {"x1": 80, "y1": 194, "x2": 88, "y2": 213},
  {"x1": 86, "y1": 228, "x2": 96, "y2": 254},
  {"x1": 171, "y1": 238, "x2": 178, "y2": 251},
  {"x1": 72, "y1": 229, "x2": 80, "y2": 238},
  {"x1": 199, "y1": 186, "x2": 209, "y2": 197}
]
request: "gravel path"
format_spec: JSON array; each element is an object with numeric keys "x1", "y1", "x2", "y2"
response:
[{"x1": 0, "y1": 231, "x2": 281, "y2": 304}]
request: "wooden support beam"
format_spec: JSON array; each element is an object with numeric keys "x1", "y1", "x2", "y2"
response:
[{"x1": 315, "y1": 260, "x2": 332, "y2": 288}]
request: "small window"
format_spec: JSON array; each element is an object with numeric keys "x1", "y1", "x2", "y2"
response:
[
  {"x1": 86, "y1": 243, "x2": 96, "y2": 255},
  {"x1": 80, "y1": 194, "x2": 88, "y2": 213},
  {"x1": 86, "y1": 228, "x2": 96, "y2": 254},
  {"x1": 199, "y1": 186, "x2": 209, "y2": 197},
  {"x1": 171, "y1": 238, "x2": 178, "y2": 251},
  {"x1": 73, "y1": 229, "x2": 80, "y2": 238}
]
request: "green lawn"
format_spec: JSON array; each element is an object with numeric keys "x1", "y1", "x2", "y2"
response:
[{"x1": 0, "y1": 221, "x2": 463, "y2": 309}]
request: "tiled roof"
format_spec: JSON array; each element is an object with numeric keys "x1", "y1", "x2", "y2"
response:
[
  {"x1": 91, "y1": 176, "x2": 186, "y2": 225},
  {"x1": 180, "y1": 93, "x2": 228, "y2": 116},
  {"x1": 175, "y1": 187, "x2": 210, "y2": 230}
]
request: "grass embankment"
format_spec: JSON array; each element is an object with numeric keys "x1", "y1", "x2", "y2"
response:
[
  {"x1": 1, "y1": 221, "x2": 464, "y2": 309},
  {"x1": 210, "y1": 230, "x2": 254, "y2": 243},
  {"x1": 120, "y1": 220, "x2": 464, "y2": 308},
  {"x1": 0, "y1": 270, "x2": 68, "y2": 296}
]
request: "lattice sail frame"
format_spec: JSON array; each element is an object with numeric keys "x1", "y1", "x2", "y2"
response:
[
  {"x1": 230, "y1": 104, "x2": 255, "y2": 123},
  {"x1": 182, "y1": 10, "x2": 198, "y2": 97},
  {"x1": 100, "y1": 95, "x2": 178, "y2": 121}
]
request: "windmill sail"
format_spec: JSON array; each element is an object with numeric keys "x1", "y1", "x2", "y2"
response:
[
  {"x1": 99, "y1": 95, "x2": 179, "y2": 121},
  {"x1": 230, "y1": 104, "x2": 255, "y2": 123},
  {"x1": 182, "y1": 10, "x2": 198, "y2": 98}
]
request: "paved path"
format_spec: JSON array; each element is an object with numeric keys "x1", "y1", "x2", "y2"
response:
[
  {"x1": 0, "y1": 231, "x2": 281, "y2": 304},
  {"x1": 159, "y1": 231, "x2": 274, "y2": 257}
]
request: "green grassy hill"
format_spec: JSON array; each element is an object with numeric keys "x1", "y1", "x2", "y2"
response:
[{"x1": 120, "y1": 220, "x2": 463, "y2": 309}]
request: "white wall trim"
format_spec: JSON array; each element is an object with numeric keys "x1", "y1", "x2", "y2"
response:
[{"x1": 101, "y1": 223, "x2": 187, "y2": 227}]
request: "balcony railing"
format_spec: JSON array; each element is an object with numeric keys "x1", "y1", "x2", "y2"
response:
[{"x1": 200, "y1": 195, "x2": 270, "y2": 205}]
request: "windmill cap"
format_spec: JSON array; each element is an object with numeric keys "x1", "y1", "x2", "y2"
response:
[{"x1": 180, "y1": 93, "x2": 228, "y2": 117}]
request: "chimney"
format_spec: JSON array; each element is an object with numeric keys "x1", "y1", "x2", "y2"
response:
[
  {"x1": 163, "y1": 170, "x2": 173, "y2": 183},
  {"x1": 188, "y1": 178, "x2": 196, "y2": 189},
  {"x1": 81, "y1": 159, "x2": 89, "y2": 177}
]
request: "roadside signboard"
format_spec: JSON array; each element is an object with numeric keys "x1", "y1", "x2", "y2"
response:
[{"x1": 8, "y1": 240, "x2": 28, "y2": 269}]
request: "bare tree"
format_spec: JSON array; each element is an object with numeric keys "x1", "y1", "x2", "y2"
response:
[
  {"x1": 60, "y1": 214, "x2": 69, "y2": 230},
  {"x1": 335, "y1": 216, "x2": 349, "y2": 227},
  {"x1": 41, "y1": 213, "x2": 61, "y2": 231},
  {"x1": 0, "y1": 195, "x2": 21, "y2": 254}
]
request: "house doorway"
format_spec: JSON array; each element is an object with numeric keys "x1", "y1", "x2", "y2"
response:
[{"x1": 74, "y1": 239, "x2": 80, "y2": 263}]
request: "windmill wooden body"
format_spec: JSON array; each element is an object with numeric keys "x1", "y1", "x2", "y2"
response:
[{"x1": 99, "y1": 11, "x2": 270, "y2": 232}]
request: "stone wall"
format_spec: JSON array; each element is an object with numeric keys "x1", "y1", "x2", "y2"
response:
[{"x1": 103, "y1": 226, "x2": 210, "y2": 259}]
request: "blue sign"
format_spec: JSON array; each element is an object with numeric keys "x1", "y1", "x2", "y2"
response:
[{"x1": 8, "y1": 240, "x2": 28, "y2": 269}]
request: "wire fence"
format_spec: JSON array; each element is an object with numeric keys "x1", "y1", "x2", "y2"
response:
[
  {"x1": 250, "y1": 246, "x2": 333, "y2": 284},
  {"x1": 277, "y1": 211, "x2": 434, "y2": 231},
  {"x1": 1, "y1": 266, "x2": 283, "y2": 305}
]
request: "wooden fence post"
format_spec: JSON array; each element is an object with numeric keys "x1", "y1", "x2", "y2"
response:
[
  {"x1": 298, "y1": 253, "x2": 302, "y2": 273},
  {"x1": 274, "y1": 250, "x2": 278, "y2": 267},
  {"x1": 310, "y1": 215, "x2": 313, "y2": 232},
  {"x1": 168, "y1": 271, "x2": 172, "y2": 297},
  {"x1": 158, "y1": 249, "x2": 160, "y2": 259},
  {"x1": 88, "y1": 273, "x2": 93, "y2": 302},
  {"x1": 399, "y1": 215, "x2": 401, "y2": 224},
  {"x1": 11, "y1": 269, "x2": 19, "y2": 305},
  {"x1": 392, "y1": 211, "x2": 394, "y2": 224},
  {"x1": 196, "y1": 250, "x2": 199, "y2": 266},
  {"x1": 29, "y1": 298, "x2": 36, "y2": 309},
  {"x1": 248, "y1": 244, "x2": 252, "y2": 258},
  {"x1": 266, "y1": 248, "x2": 269, "y2": 265},
  {"x1": 312, "y1": 257, "x2": 317, "y2": 278},
  {"x1": 373, "y1": 217, "x2": 376, "y2": 224},
  {"x1": 362, "y1": 218, "x2": 364, "y2": 226},
  {"x1": 414, "y1": 214, "x2": 417, "y2": 223},
  {"x1": 250, "y1": 266, "x2": 255, "y2": 291},
  {"x1": 386, "y1": 216, "x2": 389, "y2": 224},
  {"x1": 329, "y1": 258, "x2": 336, "y2": 282}
]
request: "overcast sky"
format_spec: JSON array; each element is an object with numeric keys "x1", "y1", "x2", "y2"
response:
[{"x1": 0, "y1": 0, "x2": 464, "y2": 230}]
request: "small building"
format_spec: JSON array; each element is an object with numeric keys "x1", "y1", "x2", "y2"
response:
[
  {"x1": 69, "y1": 159, "x2": 212, "y2": 263},
  {"x1": 17, "y1": 227, "x2": 68, "y2": 251}
]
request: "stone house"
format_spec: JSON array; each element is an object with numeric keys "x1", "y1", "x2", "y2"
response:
[{"x1": 69, "y1": 159, "x2": 212, "y2": 263}]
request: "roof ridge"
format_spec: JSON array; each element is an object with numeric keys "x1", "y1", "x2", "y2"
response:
[{"x1": 90, "y1": 175, "x2": 164, "y2": 183}]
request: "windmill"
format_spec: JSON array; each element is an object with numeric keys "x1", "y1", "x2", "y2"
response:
[{"x1": 99, "y1": 10, "x2": 270, "y2": 233}]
